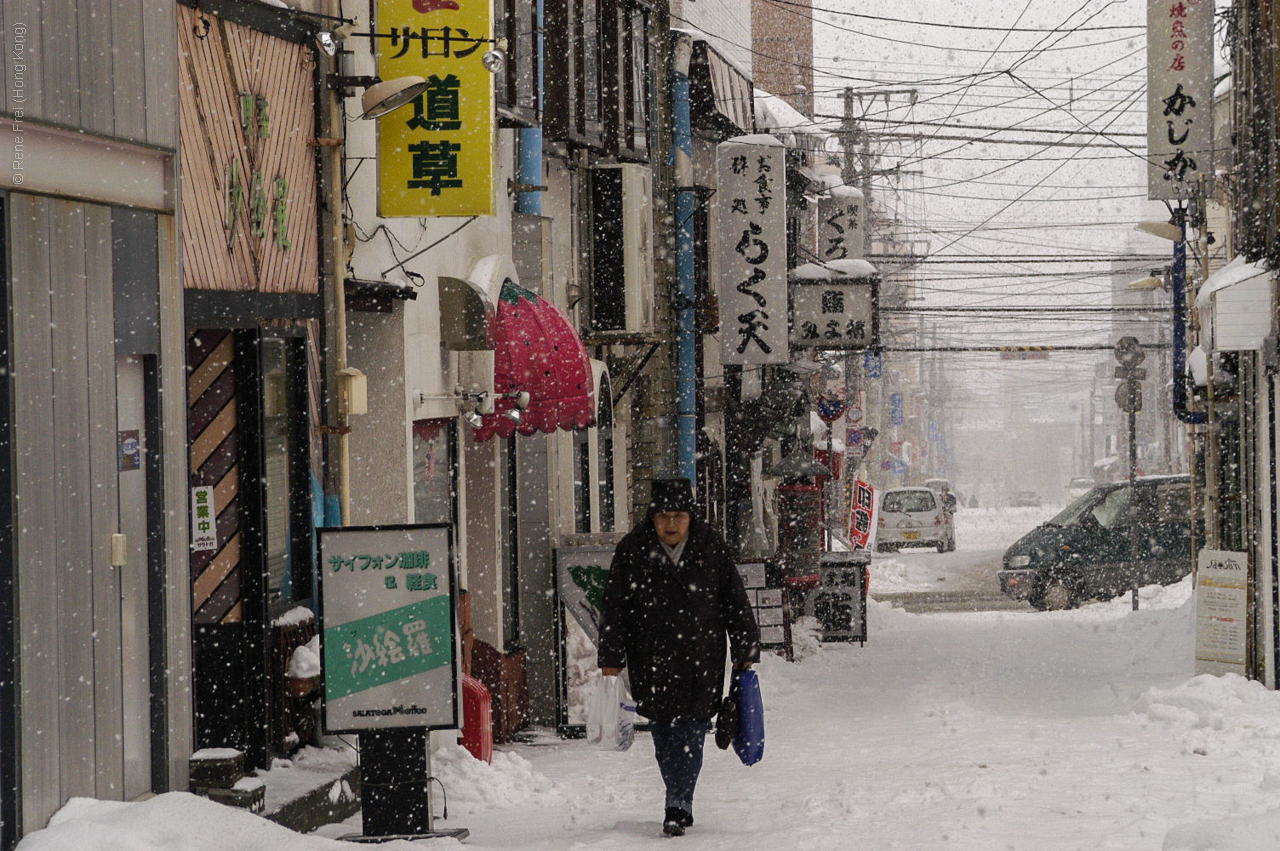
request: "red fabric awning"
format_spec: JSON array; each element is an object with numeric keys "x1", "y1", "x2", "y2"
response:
[{"x1": 472, "y1": 281, "x2": 596, "y2": 441}]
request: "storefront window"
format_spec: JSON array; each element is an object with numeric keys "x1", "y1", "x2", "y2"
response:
[
  {"x1": 574, "y1": 427, "x2": 592, "y2": 533},
  {"x1": 597, "y1": 376, "x2": 615, "y2": 531},
  {"x1": 413, "y1": 419, "x2": 457, "y2": 525}
]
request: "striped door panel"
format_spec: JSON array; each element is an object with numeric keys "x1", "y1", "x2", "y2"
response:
[{"x1": 187, "y1": 329, "x2": 243, "y2": 624}]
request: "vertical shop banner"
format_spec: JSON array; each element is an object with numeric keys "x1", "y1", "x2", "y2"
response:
[
  {"x1": 716, "y1": 137, "x2": 789, "y2": 365},
  {"x1": 377, "y1": 0, "x2": 494, "y2": 216},
  {"x1": 1146, "y1": 0, "x2": 1212, "y2": 199},
  {"x1": 319, "y1": 525, "x2": 458, "y2": 732},
  {"x1": 849, "y1": 479, "x2": 876, "y2": 551},
  {"x1": 817, "y1": 187, "x2": 865, "y2": 261}
]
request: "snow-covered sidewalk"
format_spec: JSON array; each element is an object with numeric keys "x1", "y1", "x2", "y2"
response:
[{"x1": 24, "y1": 578, "x2": 1280, "y2": 850}]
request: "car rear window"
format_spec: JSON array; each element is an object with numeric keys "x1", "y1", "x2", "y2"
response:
[
  {"x1": 1156, "y1": 484, "x2": 1190, "y2": 521},
  {"x1": 883, "y1": 491, "x2": 937, "y2": 513}
]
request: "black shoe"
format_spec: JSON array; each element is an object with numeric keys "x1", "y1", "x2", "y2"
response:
[
  {"x1": 663, "y1": 807, "x2": 686, "y2": 837},
  {"x1": 677, "y1": 809, "x2": 693, "y2": 828}
]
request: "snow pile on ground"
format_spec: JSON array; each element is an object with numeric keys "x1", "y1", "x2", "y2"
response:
[
  {"x1": 14, "y1": 793, "x2": 440, "y2": 851},
  {"x1": 430, "y1": 743, "x2": 566, "y2": 811},
  {"x1": 865, "y1": 555, "x2": 935, "y2": 592}
]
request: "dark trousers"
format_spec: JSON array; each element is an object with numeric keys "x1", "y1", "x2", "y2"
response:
[{"x1": 649, "y1": 717, "x2": 710, "y2": 813}]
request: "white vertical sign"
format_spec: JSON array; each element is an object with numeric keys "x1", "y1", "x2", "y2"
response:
[
  {"x1": 1194, "y1": 548, "x2": 1248, "y2": 677},
  {"x1": 817, "y1": 187, "x2": 865, "y2": 261},
  {"x1": 191, "y1": 486, "x2": 218, "y2": 552},
  {"x1": 716, "y1": 137, "x2": 789, "y2": 365},
  {"x1": 1147, "y1": 0, "x2": 1213, "y2": 199}
]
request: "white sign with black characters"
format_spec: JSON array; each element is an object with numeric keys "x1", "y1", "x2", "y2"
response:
[
  {"x1": 1146, "y1": 0, "x2": 1213, "y2": 199},
  {"x1": 789, "y1": 263, "x2": 878, "y2": 351},
  {"x1": 817, "y1": 187, "x2": 865, "y2": 261},
  {"x1": 716, "y1": 136, "x2": 789, "y2": 365}
]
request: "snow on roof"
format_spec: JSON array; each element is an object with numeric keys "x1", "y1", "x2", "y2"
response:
[
  {"x1": 791, "y1": 259, "x2": 879, "y2": 280},
  {"x1": 1196, "y1": 255, "x2": 1271, "y2": 308},
  {"x1": 827, "y1": 184, "x2": 865, "y2": 201},
  {"x1": 826, "y1": 258, "x2": 878, "y2": 278},
  {"x1": 727, "y1": 133, "x2": 786, "y2": 148}
]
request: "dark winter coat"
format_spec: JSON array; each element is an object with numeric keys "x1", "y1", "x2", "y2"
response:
[{"x1": 597, "y1": 518, "x2": 760, "y2": 722}]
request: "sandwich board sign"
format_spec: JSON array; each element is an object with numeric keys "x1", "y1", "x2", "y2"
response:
[{"x1": 318, "y1": 524, "x2": 459, "y2": 732}]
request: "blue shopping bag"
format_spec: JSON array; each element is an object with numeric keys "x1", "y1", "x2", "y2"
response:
[{"x1": 732, "y1": 669, "x2": 764, "y2": 766}]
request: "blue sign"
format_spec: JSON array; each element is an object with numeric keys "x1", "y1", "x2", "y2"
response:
[
  {"x1": 892, "y1": 459, "x2": 907, "y2": 474},
  {"x1": 927, "y1": 419, "x2": 939, "y2": 442},
  {"x1": 863, "y1": 351, "x2": 882, "y2": 379},
  {"x1": 890, "y1": 393, "x2": 904, "y2": 426}
]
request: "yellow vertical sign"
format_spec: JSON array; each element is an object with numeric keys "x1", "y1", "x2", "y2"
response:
[{"x1": 376, "y1": 0, "x2": 494, "y2": 217}]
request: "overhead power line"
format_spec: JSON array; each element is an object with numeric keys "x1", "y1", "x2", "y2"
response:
[{"x1": 778, "y1": 0, "x2": 1143, "y2": 32}]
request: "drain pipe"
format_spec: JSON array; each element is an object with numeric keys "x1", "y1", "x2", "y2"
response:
[
  {"x1": 1171, "y1": 208, "x2": 1208, "y2": 425},
  {"x1": 671, "y1": 31, "x2": 697, "y2": 484},
  {"x1": 516, "y1": 0, "x2": 544, "y2": 217}
]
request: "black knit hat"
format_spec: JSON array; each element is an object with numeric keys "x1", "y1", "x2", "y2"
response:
[{"x1": 650, "y1": 477, "x2": 695, "y2": 515}]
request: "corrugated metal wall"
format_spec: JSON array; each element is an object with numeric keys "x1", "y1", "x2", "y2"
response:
[{"x1": 6, "y1": 195, "x2": 191, "y2": 834}]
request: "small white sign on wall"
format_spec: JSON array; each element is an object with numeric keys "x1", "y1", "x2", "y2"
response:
[{"x1": 190, "y1": 486, "x2": 218, "y2": 552}]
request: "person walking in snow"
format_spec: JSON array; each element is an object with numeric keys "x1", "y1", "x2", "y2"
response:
[{"x1": 598, "y1": 477, "x2": 760, "y2": 837}]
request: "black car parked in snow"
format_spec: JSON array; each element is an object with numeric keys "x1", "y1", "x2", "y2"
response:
[{"x1": 998, "y1": 474, "x2": 1194, "y2": 610}]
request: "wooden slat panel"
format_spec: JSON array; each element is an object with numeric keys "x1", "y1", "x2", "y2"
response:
[
  {"x1": 157, "y1": 213, "x2": 195, "y2": 790},
  {"x1": 78, "y1": 0, "x2": 115, "y2": 135},
  {"x1": 10, "y1": 193, "x2": 62, "y2": 832},
  {"x1": 111, "y1": 0, "x2": 147, "y2": 140},
  {"x1": 39, "y1": 0, "x2": 79, "y2": 126},
  {"x1": 84, "y1": 204, "x2": 125, "y2": 799},
  {"x1": 141, "y1": 0, "x2": 177, "y2": 148},
  {"x1": 179, "y1": 7, "x2": 318, "y2": 295},
  {"x1": 49, "y1": 199, "x2": 96, "y2": 802}
]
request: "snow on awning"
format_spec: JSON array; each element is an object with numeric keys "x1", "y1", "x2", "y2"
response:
[
  {"x1": 1196, "y1": 255, "x2": 1270, "y2": 308},
  {"x1": 1197, "y1": 255, "x2": 1273, "y2": 352},
  {"x1": 753, "y1": 88, "x2": 831, "y2": 155},
  {"x1": 690, "y1": 40, "x2": 753, "y2": 134}
]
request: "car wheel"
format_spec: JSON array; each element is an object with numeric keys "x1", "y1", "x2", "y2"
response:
[
  {"x1": 1037, "y1": 575, "x2": 1078, "y2": 611},
  {"x1": 945, "y1": 535, "x2": 956, "y2": 553},
  {"x1": 876, "y1": 543, "x2": 889, "y2": 553},
  {"x1": 936, "y1": 539, "x2": 946, "y2": 553}
]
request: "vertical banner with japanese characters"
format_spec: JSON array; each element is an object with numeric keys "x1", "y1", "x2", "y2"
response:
[
  {"x1": 716, "y1": 137, "x2": 789, "y2": 365},
  {"x1": 1147, "y1": 0, "x2": 1212, "y2": 199},
  {"x1": 849, "y1": 479, "x2": 876, "y2": 551},
  {"x1": 377, "y1": 0, "x2": 494, "y2": 216},
  {"x1": 319, "y1": 524, "x2": 458, "y2": 732},
  {"x1": 817, "y1": 186, "x2": 865, "y2": 261}
]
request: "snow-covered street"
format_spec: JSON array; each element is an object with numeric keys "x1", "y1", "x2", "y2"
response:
[{"x1": 24, "y1": 508, "x2": 1280, "y2": 850}]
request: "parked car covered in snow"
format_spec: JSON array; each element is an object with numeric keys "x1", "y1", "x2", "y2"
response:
[
  {"x1": 877, "y1": 487, "x2": 955, "y2": 553},
  {"x1": 999, "y1": 474, "x2": 1193, "y2": 610},
  {"x1": 1009, "y1": 490, "x2": 1041, "y2": 507}
]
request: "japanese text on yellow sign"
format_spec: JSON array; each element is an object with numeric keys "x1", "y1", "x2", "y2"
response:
[{"x1": 377, "y1": 0, "x2": 494, "y2": 216}]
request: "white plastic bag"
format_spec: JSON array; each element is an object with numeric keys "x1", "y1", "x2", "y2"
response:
[{"x1": 586, "y1": 675, "x2": 636, "y2": 751}]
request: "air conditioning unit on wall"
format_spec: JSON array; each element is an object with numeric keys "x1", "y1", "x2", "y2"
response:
[{"x1": 591, "y1": 164, "x2": 654, "y2": 335}]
